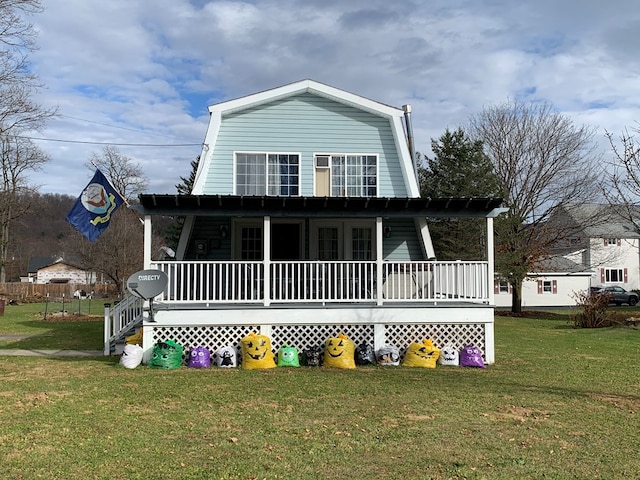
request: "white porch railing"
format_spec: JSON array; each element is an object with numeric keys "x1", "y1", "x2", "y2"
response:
[
  {"x1": 149, "y1": 260, "x2": 490, "y2": 305},
  {"x1": 103, "y1": 294, "x2": 144, "y2": 355}
]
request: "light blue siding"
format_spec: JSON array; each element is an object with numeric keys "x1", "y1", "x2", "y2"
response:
[
  {"x1": 383, "y1": 219, "x2": 424, "y2": 261},
  {"x1": 203, "y1": 93, "x2": 407, "y2": 197}
]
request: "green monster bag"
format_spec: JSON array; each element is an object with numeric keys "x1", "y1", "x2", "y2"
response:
[{"x1": 149, "y1": 340, "x2": 183, "y2": 369}]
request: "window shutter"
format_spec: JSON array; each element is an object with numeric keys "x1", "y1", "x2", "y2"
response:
[
  {"x1": 624, "y1": 268, "x2": 628, "y2": 283},
  {"x1": 494, "y1": 282, "x2": 499, "y2": 294},
  {"x1": 552, "y1": 280, "x2": 558, "y2": 294},
  {"x1": 600, "y1": 269, "x2": 605, "y2": 283},
  {"x1": 603, "y1": 238, "x2": 607, "y2": 246},
  {"x1": 537, "y1": 280, "x2": 543, "y2": 294}
]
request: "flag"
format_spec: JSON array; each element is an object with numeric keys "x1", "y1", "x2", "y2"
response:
[{"x1": 66, "y1": 169, "x2": 124, "y2": 242}]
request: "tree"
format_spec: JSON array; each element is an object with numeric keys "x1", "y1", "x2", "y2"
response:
[
  {"x1": 0, "y1": 0, "x2": 56, "y2": 135},
  {"x1": 176, "y1": 155, "x2": 199, "y2": 195},
  {"x1": 0, "y1": 135, "x2": 49, "y2": 281},
  {"x1": 419, "y1": 128, "x2": 502, "y2": 260},
  {"x1": 0, "y1": 0, "x2": 56, "y2": 281},
  {"x1": 470, "y1": 100, "x2": 601, "y2": 312},
  {"x1": 603, "y1": 126, "x2": 640, "y2": 227}
]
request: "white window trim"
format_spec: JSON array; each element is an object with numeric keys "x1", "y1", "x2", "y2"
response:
[{"x1": 233, "y1": 151, "x2": 302, "y2": 196}]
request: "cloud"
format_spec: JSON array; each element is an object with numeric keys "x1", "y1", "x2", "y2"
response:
[{"x1": 20, "y1": 0, "x2": 640, "y2": 194}]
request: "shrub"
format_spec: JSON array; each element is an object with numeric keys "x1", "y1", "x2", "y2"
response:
[{"x1": 570, "y1": 290, "x2": 621, "y2": 328}]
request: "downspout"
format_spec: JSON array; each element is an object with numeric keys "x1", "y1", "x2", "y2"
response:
[{"x1": 402, "y1": 104, "x2": 418, "y2": 186}]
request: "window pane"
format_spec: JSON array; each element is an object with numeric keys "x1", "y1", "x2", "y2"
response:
[
  {"x1": 268, "y1": 154, "x2": 299, "y2": 196},
  {"x1": 352, "y1": 227, "x2": 372, "y2": 260},
  {"x1": 318, "y1": 227, "x2": 339, "y2": 260},
  {"x1": 236, "y1": 153, "x2": 266, "y2": 195}
]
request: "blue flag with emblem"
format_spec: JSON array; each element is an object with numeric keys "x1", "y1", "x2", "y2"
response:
[{"x1": 66, "y1": 169, "x2": 125, "y2": 242}]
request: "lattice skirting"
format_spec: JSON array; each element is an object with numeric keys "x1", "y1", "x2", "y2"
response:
[{"x1": 150, "y1": 322, "x2": 487, "y2": 362}]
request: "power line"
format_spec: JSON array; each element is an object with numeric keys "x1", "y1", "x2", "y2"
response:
[
  {"x1": 15, "y1": 135, "x2": 203, "y2": 147},
  {"x1": 58, "y1": 114, "x2": 194, "y2": 141}
]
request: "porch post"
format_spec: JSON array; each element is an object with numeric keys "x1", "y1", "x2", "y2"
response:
[
  {"x1": 263, "y1": 215, "x2": 271, "y2": 307},
  {"x1": 143, "y1": 214, "x2": 152, "y2": 269},
  {"x1": 376, "y1": 216, "x2": 383, "y2": 306},
  {"x1": 486, "y1": 215, "x2": 496, "y2": 364},
  {"x1": 486, "y1": 216, "x2": 495, "y2": 305}
]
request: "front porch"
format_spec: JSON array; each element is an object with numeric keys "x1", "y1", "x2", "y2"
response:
[{"x1": 119, "y1": 194, "x2": 505, "y2": 365}]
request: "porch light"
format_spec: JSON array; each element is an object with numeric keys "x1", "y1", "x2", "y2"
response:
[
  {"x1": 220, "y1": 224, "x2": 229, "y2": 238},
  {"x1": 384, "y1": 226, "x2": 392, "y2": 238}
]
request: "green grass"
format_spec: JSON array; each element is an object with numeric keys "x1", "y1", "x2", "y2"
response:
[
  {"x1": 0, "y1": 301, "x2": 106, "y2": 350},
  {"x1": 0, "y1": 307, "x2": 639, "y2": 479}
]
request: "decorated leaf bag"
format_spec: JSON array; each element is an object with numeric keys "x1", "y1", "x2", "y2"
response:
[
  {"x1": 215, "y1": 346, "x2": 237, "y2": 368},
  {"x1": 125, "y1": 328, "x2": 143, "y2": 346},
  {"x1": 323, "y1": 333, "x2": 356, "y2": 369},
  {"x1": 402, "y1": 339, "x2": 440, "y2": 368},
  {"x1": 460, "y1": 344, "x2": 485, "y2": 368},
  {"x1": 149, "y1": 340, "x2": 183, "y2": 369},
  {"x1": 376, "y1": 345, "x2": 400, "y2": 366},
  {"x1": 355, "y1": 343, "x2": 376, "y2": 365},
  {"x1": 187, "y1": 346, "x2": 211, "y2": 368},
  {"x1": 277, "y1": 344, "x2": 300, "y2": 367},
  {"x1": 240, "y1": 332, "x2": 276, "y2": 370},
  {"x1": 120, "y1": 343, "x2": 143, "y2": 369},
  {"x1": 300, "y1": 346, "x2": 322, "y2": 366},
  {"x1": 437, "y1": 345, "x2": 459, "y2": 366}
]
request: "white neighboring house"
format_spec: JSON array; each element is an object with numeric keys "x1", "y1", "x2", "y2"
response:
[
  {"x1": 495, "y1": 256, "x2": 593, "y2": 308},
  {"x1": 27, "y1": 256, "x2": 96, "y2": 285},
  {"x1": 496, "y1": 203, "x2": 640, "y2": 308}
]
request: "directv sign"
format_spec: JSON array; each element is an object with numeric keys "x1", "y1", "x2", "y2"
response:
[{"x1": 127, "y1": 269, "x2": 168, "y2": 299}]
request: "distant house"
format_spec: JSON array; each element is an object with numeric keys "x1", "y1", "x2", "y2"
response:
[
  {"x1": 26, "y1": 256, "x2": 96, "y2": 285},
  {"x1": 495, "y1": 203, "x2": 640, "y2": 308},
  {"x1": 495, "y1": 256, "x2": 592, "y2": 308}
]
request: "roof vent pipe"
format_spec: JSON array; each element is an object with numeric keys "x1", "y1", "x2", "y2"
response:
[{"x1": 402, "y1": 104, "x2": 418, "y2": 187}]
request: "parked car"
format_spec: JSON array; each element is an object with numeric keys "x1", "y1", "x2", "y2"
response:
[{"x1": 591, "y1": 286, "x2": 639, "y2": 306}]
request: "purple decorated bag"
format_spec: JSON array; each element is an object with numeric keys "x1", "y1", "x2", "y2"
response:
[
  {"x1": 459, "y1": 344, "x2": 485, "y2": 368},
  {"x1": 187, "y1": 346, "x2": 211, "y2": 368}
]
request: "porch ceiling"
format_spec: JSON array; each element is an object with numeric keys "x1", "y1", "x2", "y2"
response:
[{"x1": 134, "y1": 195, "x2": 503, "y2": 218}]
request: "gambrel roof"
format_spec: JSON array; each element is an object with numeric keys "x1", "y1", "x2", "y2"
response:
[{"x1": 192, "y1": 79, "x2": 418, "y2": 196}]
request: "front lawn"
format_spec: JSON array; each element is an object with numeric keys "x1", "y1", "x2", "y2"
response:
[{"x1": 0, "y1": 309, "x2": 638, "y2": 479}]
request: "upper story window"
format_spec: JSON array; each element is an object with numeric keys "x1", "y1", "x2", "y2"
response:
[
  {"x1": 315, "y1": 154, "x2": 377, "y2": 197},
  {"x1": 605, "y1": 238, "x2": 621, "y2": 246},
  {"x1": 236, "y1": 153, "x2": 299, "y2": 196}
]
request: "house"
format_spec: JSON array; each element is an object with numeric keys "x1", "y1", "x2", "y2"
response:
[
  {"x1": 494, "y1": 203, "x2": 640, "y2": 308},
  {"x1": 494, "y1": 256, "x2": 592, "y2": 308},
  {"x1": 107, "y1": 80, "x2": 505, "y2": 364},
  {"x1": 26, "y1": 256, "x2": 96, "y2": 285}
]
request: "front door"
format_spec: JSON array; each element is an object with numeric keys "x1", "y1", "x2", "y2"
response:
[
  {"x1": 310, "y1": 220, "x2": 376, "y2": 260},
  {"x1": 271, "y1": 223, "x2": 302, "y2": 260}
]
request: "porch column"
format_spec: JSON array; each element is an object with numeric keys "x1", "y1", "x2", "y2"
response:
[
  {"x1": 263, "y1": 216, "x2": 271, "y2": 306},
  {"x1": 486, "y1": 216, "x2": 495, "y2": 305},
  {"x1": 376, "y1": 217, "x2": 384, "y2": 306},
  {"x1": 144, "y1": 214, "x2": 152, "y2": 269}
]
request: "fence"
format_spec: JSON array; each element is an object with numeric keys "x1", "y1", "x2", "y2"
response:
[{"x1": 0, "y1": 282, "x2": 117, "y2": 301}]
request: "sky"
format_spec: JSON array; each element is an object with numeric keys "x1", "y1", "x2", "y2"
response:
[{"x1": 23, "y1": 0, "x2": 640, "y2": 196}]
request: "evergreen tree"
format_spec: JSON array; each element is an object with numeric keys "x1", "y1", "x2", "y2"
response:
[{"x1": 419, "y1": 128, "x2": 502, "y2": 260}]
